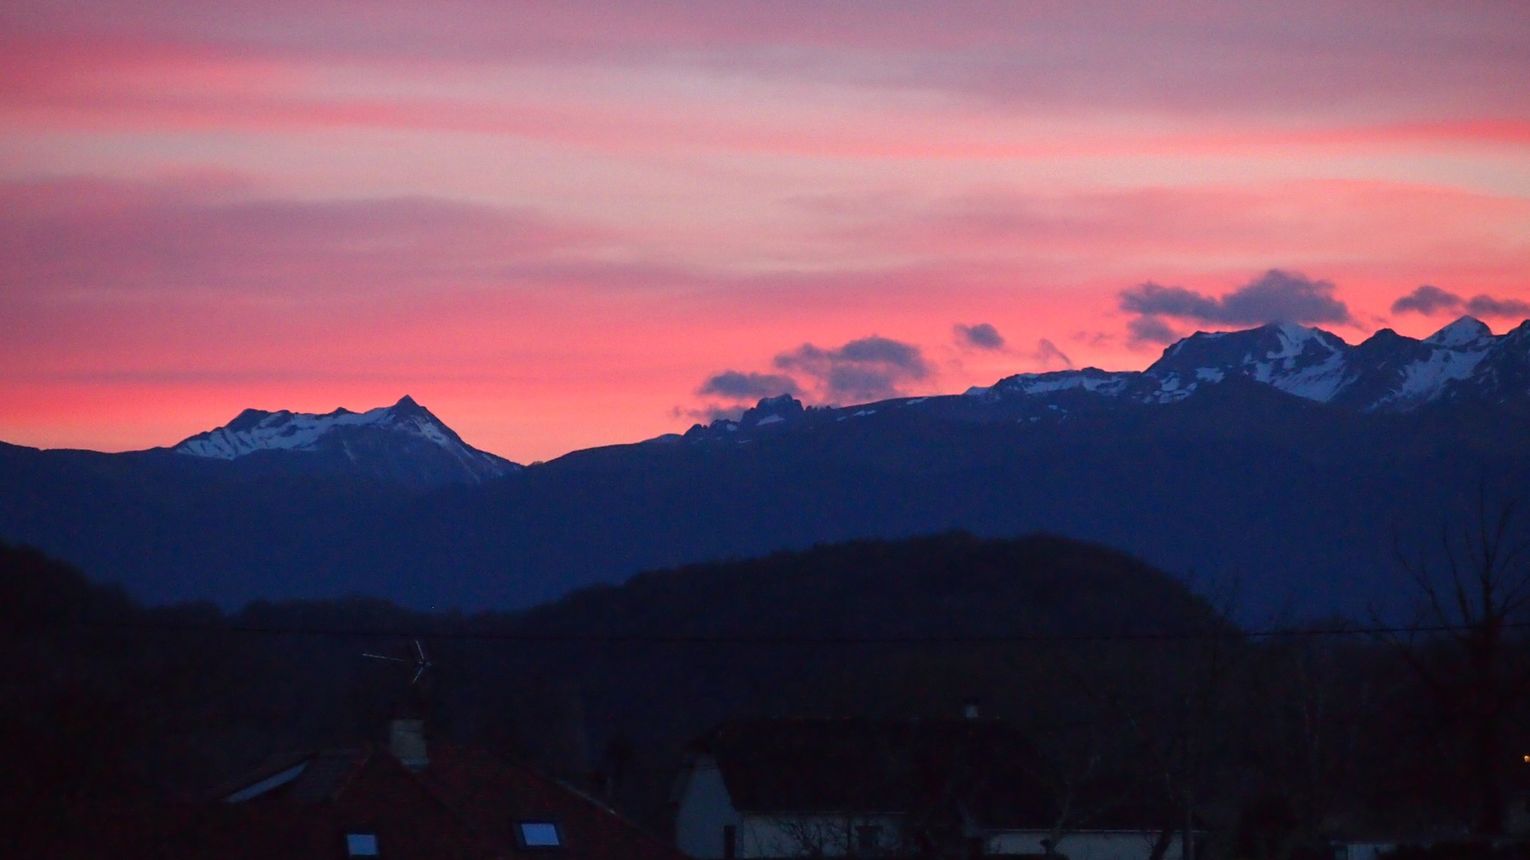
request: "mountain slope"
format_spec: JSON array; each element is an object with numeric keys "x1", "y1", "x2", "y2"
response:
[
  {"x1": 679, "y1": 317, "x2": 1526, "y2": 449},
  {"x1": 1, "y1": 318, "x2": 1528, "y2": 617},
  {"x1": 960, "y1": 316, "x2": 1519, "y2": 413},
  {"x1": 172, "y1": 395, "x2": 518, "y2": 488}
]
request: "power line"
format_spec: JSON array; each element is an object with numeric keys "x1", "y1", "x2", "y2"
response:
[{"x1": 41, "y1": 616, "x2": 1530, "y2": 646}]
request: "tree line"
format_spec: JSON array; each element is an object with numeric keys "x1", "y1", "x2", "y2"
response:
[{"x1": 4, "y1": 514, "x2": 1529, "y2": 859}]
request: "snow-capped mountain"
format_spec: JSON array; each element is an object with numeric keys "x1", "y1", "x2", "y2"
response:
[
  {"x1": 174, "y1": 395, "x2": 519, "y2": 487},
  {"x1": 1143, "y1": 322, "x2": 1353, "y2": 403},
  {"x1": 5, "y1": 317, "x2": 1529, "y2": 614},
  {"x1": 678, "y1": 316, "x2": 1529, "y2": 445},
  {"x1": 971, "y1": 316, "x2": 1528, "y2": 413}
]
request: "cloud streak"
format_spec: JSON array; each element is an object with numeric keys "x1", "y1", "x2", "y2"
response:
[
  {"x1": 1127, "y1": 316, "x2": 1179, "y2": 348},
  {"x1": 954, "y1": 322, "x2": 1005, "y2": 351},
  {"x1": 1391, "y1": 285, "x2": 1530, "y2": 318},
  {"x1": 1119, "y1": 270, "x2": 1353, "y2": 327},
  {"x1": 698, "y1": 370, "x2": 801, "y2": 400},
  {"x1": 6, "y1": 4, "x2": 1529, "y2": 121},
  {"x1": 690, "y1": 334, "x2": 935, "y2": 415},
  {"x1": 774, "y1": 335, "x2": 932, "y2": 403},
  {"x1": 5, "y1": 5, "x2": 1530, "y2": 461},
  {"x1": 1116, "y1": 270, "x2": 1356, "y2": 349},
  {"x1": 0, "y1": 177, "x2": 596, "y2": 297},
  {"x1": 1030, "y1": 339, "x2": 1074, "y2": 370}
]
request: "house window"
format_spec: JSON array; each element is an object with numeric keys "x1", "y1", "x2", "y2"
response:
[
  {"x1": 856, "y1": 825, "x2": 881, "y2": 854},
  {"x1": 723, "y1": 824, "x2": 737, "y2": 860},
  {"x1": 345, "y1": 832, "x2": 379, "y2": 856},
  {"x1": 517, "y1": 821, "x2": 563, "y2": 849}
]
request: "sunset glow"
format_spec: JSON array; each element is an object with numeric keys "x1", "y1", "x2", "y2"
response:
[{"x1": 4, "y1": 2, "x2": 1529, "y2": 461}]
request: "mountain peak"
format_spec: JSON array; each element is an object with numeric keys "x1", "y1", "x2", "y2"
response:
[
  {"x1": 740, "y1": 394, "x2": 805, "y2": 427},
  {"x1": 1424, "y1": 316, "x2": 1492, "y2": 348},
  {"x1": 171, "y1": 397, "x2": 519, "y2": 485},
  {"x1": 226, "y1": 407, "x2": 276, "y2": 432},
  {"x1": 1258, "y1": 320, "x2": 1347, "y2": 353},
  {"x1": 388, "y1": 394, "x2": 431, "y2": 418},
  {"x1": 1263, "y1": 320, "x2": 1317, "y2": 336},
  {"x1": 1150, "y1": 320, "x2": 1344, "y2": 383},
  {"x1": 754, "y1": 393, "x2": 802, "y2": 411}
]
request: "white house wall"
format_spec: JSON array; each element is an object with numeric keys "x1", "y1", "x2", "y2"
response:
[
  {"x1": 675, "y1": 758, "x2": 742, "y2": 859},
  {"x1": 676, "y1": 756, "x2": 1177, "y2": 860},
  {"x1": 738, "y1": 813, "x2": 904, "y2": 858},
  {"x1": 1335, "y1": 842, "x2": 1400, "y2": 860},
  {"x1": 987, "y1": 829, "x2": 1184, "y2": 860}
]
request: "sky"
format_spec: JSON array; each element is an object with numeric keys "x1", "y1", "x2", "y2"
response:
[{"x1": 3, "y1": 2, "x2": 1530, "y2": 462}]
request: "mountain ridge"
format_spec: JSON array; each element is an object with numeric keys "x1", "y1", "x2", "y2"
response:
[
  {"x1": 1, "y1": 316, "x2": 1528, "y2": 617},
  {"x1": 15, "y1": 316, "x2": 1521, "y2": 463},
  {"x1": 680, "y1": 315, "x2": 1528, "y2": 445},
  {"x1": 169, "y1": 394, "x2": 519, "y2": 488}
]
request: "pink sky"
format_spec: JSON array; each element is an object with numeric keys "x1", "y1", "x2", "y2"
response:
[{"x1": 3, "y1": 1, "x2": 1529, "y2": 461}]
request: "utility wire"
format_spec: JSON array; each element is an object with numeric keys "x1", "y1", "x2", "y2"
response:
[{"x1": 36, "y1": 616, "x2": 1530, "y2": 646}]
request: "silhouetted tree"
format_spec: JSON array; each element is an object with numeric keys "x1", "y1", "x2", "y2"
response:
[{"x1": 1389, "y1": 490, "x2": 1530, "y2": 835}]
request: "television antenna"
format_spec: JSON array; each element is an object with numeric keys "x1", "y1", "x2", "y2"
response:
[{"x1": 362, "y1": 638, "x2": 433, "y2": 686}]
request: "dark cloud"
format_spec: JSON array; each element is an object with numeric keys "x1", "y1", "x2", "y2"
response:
[
  {"x1": 25, "y1": 5, "x2": 1529, "y2": 125},
  {"x1": 1466, "y1": 294, "x2": 1530, "y2": 318},
  {"x1": 1127, "y1": 315, "x2": 1178, "y2": 347},
  {"x1": 672, "y1": 404, "x2": 745, "y2": 423},
  {"x1": 1119, "y1": 269, "x2": 1353, "y2": 326},
  {"x1": 954, "y1": 322, "x2": 1005, "y2": 350},
  {"x1": 1390, "y1": 285, "x2": 1529, "y2": 318},
  {"x1": 773, "y1": 335, "x2": 931, "y2": 402},
  {"x1": 0, "y1": 176, "x2": 592, "y2": 297},
  {"x1": 697, "y1": 370, "x2": 801, "y2": 400},
  {"x1": 1119, "y1": 283, "x2": 1222, "y2": 320},
  {"x1": 1391, "y1": 285, "x2": 1464, "y2": 315},
  {"x1": 1031, "y1": 339, "x2": 1074, "y2": 369}
]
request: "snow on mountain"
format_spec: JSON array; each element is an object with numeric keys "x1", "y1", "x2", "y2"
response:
[
  {"x1": 966, "y1": 367, "x2": 1134, "y2": 401},
  {"x1": 1148, "y1": 317, "x2": 1516, "y2": 410},
  {"x1": 174, "y1": 396, "x2": 519, "y2": 486},
  {"x1": 179, "y1": 401, "x2": 399, "y2": 459},
  {"x1": 1145, "y1": 322, "x2": 1353, "y2": 403},
  {"x1": 740, "y1": 393, "x2": 806, "y2": 426},
  {"x1": 1448, "y1": 319, "x2": 1530, "y2": 405},
  {"x1": 680, "y1": 317, "x2": 1527, "y2": 446},
  {"x1": 1364, "y1": 336, "x2": 1491, "y2": 411},
  {"x1": 1424, "y1": 315, "x2": 1493, "y2": 348},
  {"x1": 965, "y1": 317, "x2": 1523, "y2": 414}
]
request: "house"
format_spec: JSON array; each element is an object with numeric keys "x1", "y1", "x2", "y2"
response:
[
  {"x1": 673, "y1": 716, "x2": 1189, "y2": 860},
  {"x1": 1327, "y1": 838, "x2": 1401, "y2": 860},
  {"x1": 149, "y1": 719, "x2": 685, "y2": 859}
]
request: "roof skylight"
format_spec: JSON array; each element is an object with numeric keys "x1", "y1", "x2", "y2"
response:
[
  {"x1": 517, "y1": 821, "x2": 562, "y2": 849},
  {"x1": 346, "y1": 832, "x2": 379, "y2": 856}
]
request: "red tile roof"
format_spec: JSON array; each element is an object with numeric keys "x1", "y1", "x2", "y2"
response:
[{"x1": 149, "y1": 744, "x2": 685, "y2": 860}]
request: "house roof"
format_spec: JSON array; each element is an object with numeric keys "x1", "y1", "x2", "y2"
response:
[
  {"x1": 156, "y1": 744, "x2": 685, "y2": 860},
  {"x1": 693, "y1": 717, "x2": 1059, "y2": 828},
  {"x1": 416, "y1": 744, "x2": 683, "y2": 860}
]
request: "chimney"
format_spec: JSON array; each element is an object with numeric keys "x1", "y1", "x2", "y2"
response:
[
  {"x1": 389, "y1": 718, "x2": 428, "y2": 770},
  {"x1": 962, "y1": 697, "x2": 981, "y2": 720}
]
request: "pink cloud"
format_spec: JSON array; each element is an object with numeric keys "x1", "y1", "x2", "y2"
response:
[
  {"x1": 6, "y1": 3, "x2": 1528, "y2": 117},
  {"x1": 8, "y1": 74, "x2": 1530, "y2": 165},
  {"x1": 5, "y1": 4, "x2": 1530, "y2": 164},
  {"x1": 0, "y1": 176, "x2": 599, "y2": 299},
  {"x1": 809, "y1": 180, "x2": 1530, "y2": 281},
  {"x1": 3, "y1": 4, "x2": 1530, "y2": 460}
]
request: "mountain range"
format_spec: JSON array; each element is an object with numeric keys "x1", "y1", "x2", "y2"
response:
[
  {"x1": 682, "y1": 315, "x2": 1525, "y2": 446},
  {"x1": 172, "y1": 394, "x2": 518, "y2": 488},
  {"x1": 2, "y1": 316, "x2": 1527, "y2": 617}
]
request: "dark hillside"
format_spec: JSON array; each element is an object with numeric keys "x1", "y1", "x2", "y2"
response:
[
  {"x1": 2, "y1": 534, "x2": 1232, "y2": 833},
  {"x1": 5, "y1": 533, "x2": 1502, "y2": 849}
]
